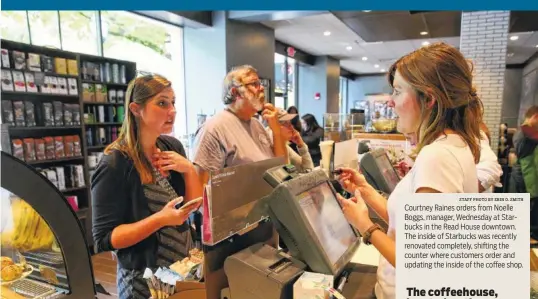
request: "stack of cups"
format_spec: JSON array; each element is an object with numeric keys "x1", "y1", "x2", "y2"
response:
[{"x1": 319, "y1": 140, "x2": 335, "y2": 176}]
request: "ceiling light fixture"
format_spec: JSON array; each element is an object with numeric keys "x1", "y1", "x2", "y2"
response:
[
  {"x1": 363, "y1": 10, "x2": 372, "y2": 12},
  {"x1": 374, "y1": 64, "x2": 379, "y2": 68},
  {"x1": 323, "y1": 31, "x2": 331, "y2": 36},
  {"x1": 362, "y1": 56, "x2": 368, "y2": 61},
  {"x1": 420, "y1": 31, "x2": 428, "y2": 35},
  {"x1": 422, "y1": 41, "x2": 430, "y2": 46},
  {"x1": 510, "y1": 36, "x2": 519, "y2": 41},
  {"x1": 346, "y1": 46, "x2": 353, "y2": 50},
  {"x1": 536, "y1": 44, "x2": 538, "y2": 48},
  {"x1": 380, "y1": 69, "x2": 386, "y2": 72}
]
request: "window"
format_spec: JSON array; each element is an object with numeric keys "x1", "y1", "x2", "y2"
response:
[
  {"x1": 101, "y1": 11, "x2": 186, "y2": 136},
  {"x1": 0, "y1": 11, "x2": 30, "y2": 44},
  {"x1": 27, "y1": 11, "x2": 61, "y2": 48},
  {"x1": 59, "y1": 11, "x2": 100, "y2": 55},
  {"x1": 274, "y1": 53, "x2": 298, "y2": 109}
]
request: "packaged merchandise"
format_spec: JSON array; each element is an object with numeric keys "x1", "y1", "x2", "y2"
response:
[
  {"x1": 49, "y1": 77, "x2": 59, "y2": 94},
  {"x1": 2, "y1": 100, "x2": 15, "y2": 126},
  {"x1": 11, "y1": 71, "x2": 26, "y2": 92},
  {"x1": 13, "y1": 101, "x2": 26, "y2": 127},
  {"x1": 143, "y1": 267, "x2": 183, "y2": 299},
  {"x1": 23, "y1": 138, "x2": 36, "y2": 161},
  {"x1": 54, "y1": 58, "x2": 67, "y2": 75},
  {"x1": 12, "y1": 51, "x2": 26, "y2": 70},
  {"x1": 117, "y1": 90, "x2": 125, "y2": 103},
  {"x1": 57, "y1": 77, "x2": 68, "y2": 95},
  {"x1": 27, "y1": 53, "x2": 41, "y2": 72},
  {"x1": 67, "y1": 59, "x2": 78, "y2": 76},
  {"x1": 95, "y1": 84, "x2": 107, "y2": 102},
  {"x1": 67, "y1": 78, "x2": 78, "y2": 95},
  {"x1": 72, "y1": 104, "x2": 81, "y2": 125},
  {"x1": 82, "y1": 83, "x2": 95, "y2": 102},
  {"x1": 63, "y1": 103, "x2": 73, "y2": 126},
  {"x1": 293, "y1": 272, "x2": 334, "y2": 299},
  {"x1": 24, "y1": 72, "x2": 38, "y2": 93},
  {"x1": 24, "y1": 101, "x2": 36, "y2": 127},
  {"x1": 42, "y1": 103, "x2": 55, "y2": 126},
  {"x1": 75, "y1": 165, "x2": 85, "y2": 187},
  {"x1": 55, "y1": 167, "x2": 66, "y2": 190},
  {"x1": 54, "y1": 136, "x2": 65, "y2": 158},
  {"x1": 53, "y1": 101, "x2": 64, "y2": 126},
  {"x1": 108, "y1": 89, "x2": 117, "y2": 103},
  {"x1": 1, "y1": 69, "x2": 14, "y2": 91},
  {"x1": 1, "y1": 48, "x2": 10, "y2": 68},
  {"x1": 44, "y1": 137, "x2": 55, "y2": 160},
  {"x1": 66, "y1": 196, "x2": 78, "y2": 211},
  {"x1": 35, "y1": 138, "x2": 46, "y2": 160},
  {"x1": 73, "y1": 135, "x2": 82, "y2": 157},
  {"x1": 63, "y1": 136, "x2": 74, "y2": 157},
  {"x1": 41, "y1": 76, "x2": 52, "y2": 93},
  {"x1": 45, "y1": 169, "x2": 58, "y2": 189},
  {"x1": 41, "y1": 55, "x2": 54, "y2": 73},
  {"x1": 11, "y1": 139, "x2": 24, "y2": 160}
]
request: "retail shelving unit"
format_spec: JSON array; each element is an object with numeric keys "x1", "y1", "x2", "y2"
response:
[{"x1": 0, "y1": 39, "x2": 136, "y2": 250}]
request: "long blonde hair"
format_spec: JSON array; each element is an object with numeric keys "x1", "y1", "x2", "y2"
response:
[
  {"x1": 388, "y1": 42, "x2": 483, "y2": 163},
  {"x1": 105, "y1": 75, "x2": 172, "y2": 184}
]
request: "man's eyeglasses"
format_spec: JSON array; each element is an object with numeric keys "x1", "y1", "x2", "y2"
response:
[{"x1": 240, "y1": 80, "x2": 262, "y2": 89}]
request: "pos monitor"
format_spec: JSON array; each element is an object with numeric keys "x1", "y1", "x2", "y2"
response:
[
  {"x1": 359, "y1": 148, "x2": 401, "y2": 194},
  {"x1": 264, "y1": 167, "x2": 361, "y2": 277}
]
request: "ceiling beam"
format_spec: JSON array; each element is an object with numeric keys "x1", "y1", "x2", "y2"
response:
[{"x1": 228, "y1": 11, "x2": 327, "y2": 22}]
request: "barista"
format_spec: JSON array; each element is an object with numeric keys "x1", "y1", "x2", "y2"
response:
[{"x1": 336, "y1": 43, "x2": 482, "y2": 299}]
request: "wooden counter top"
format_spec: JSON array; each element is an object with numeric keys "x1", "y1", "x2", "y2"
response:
[{"x1": 354, "y1": 132, "x2": 407, "y2": 141}]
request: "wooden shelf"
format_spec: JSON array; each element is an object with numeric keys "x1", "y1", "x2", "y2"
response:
[
  {"x1": 27, "y1": 156, "x2": 84, "y2": 165},
  {"x1": 81, "y1": 80, "x2": 128, "y2": 88},
  {"x1": 83, "y1": 101, "x2": 124, "y2": 106},
  {"x1": 87, "y1": 145, "x2": 106, "y2": 150}
]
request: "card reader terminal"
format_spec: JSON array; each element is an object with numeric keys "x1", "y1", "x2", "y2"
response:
[{"x1": 264, "y1": 164, "x2": 300, "y2": 187}]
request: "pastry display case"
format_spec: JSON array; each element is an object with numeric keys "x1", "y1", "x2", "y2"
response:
[
  {"x1": 1, "y1": 151, "x2": 95, "y2": 298},
  {"x1": 323, "y1": 113, "x2": 365, "y2": 142}
]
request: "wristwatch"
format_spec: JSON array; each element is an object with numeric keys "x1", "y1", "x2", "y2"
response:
[{"x1": 362, "y1": 223, "x2": 383, "y2": 245}]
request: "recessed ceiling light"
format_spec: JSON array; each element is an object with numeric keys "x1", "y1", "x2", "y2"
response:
[
  {"x1": 510, "y1": 36, "x2": 519, "y2": 41},
  {"x1": 536, "y1": 44, "x2": 538, "y2": 48},
  {"x1": 363, "y1": 10, "x2": 372, "y2": 12},
  {"x1": 346, "y1": 46, "x2": 353, "y2": 50},
  {"x1": 420, "y1": 31, "x2": 428, "y2": 35},
  {"x1": 380, "y1": 69, "x2": 386, "y2": 72},
  {"x1": 362, "y1": 56, "x2": 368, "y2": 61},
  {"x1": 374, "y1": 64, "x2": 379, "y2": 68},
  {"x1": 422, "y1": 41, "x2": 430, "y2": 46},
  {"x1": 323, "y1": 31, "x2": 331, "y2": 36}
]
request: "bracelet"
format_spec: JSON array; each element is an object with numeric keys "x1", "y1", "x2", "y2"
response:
[{"x1": 362, "y1": 223, "x2": 383, "y2": 245}]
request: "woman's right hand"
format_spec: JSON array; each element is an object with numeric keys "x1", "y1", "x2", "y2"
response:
[
  {"x1": 157, "y1": 197, "x2": 191, "y2": 227},
  {"x1": 336, "y1": 167, "x2": 369, "y2": 193}
]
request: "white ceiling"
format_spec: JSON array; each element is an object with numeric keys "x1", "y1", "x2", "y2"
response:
[{"x1": 262, "y1": 13, "x2": 538, "y2": 74}]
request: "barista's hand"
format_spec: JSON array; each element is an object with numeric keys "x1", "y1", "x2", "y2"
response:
[
  {"x1": 262, "y1": 104, "x2": 280, "y2": 130},
  {"x1": 157, "y1": 197, "x2": 191, "y2": 227},
  {"x1": 337, "y1": 167, "x2": 369, "y2": 194},
  {"x1": 337, "y1": 191, "x2": 373, "y2": 235},
  {"x1": 152, "y1": 150, "x2": 195, "y2": 175}
]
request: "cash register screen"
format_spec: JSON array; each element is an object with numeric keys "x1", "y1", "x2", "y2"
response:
[
  {"x1": 296, "y1": 182, "x2": 357, "y2": 266},
  {"x1": 375, "y1": 154, "x2": 400, "y2": 191}
]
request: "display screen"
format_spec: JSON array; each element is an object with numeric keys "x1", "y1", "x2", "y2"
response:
[
  {"x1": 296, "y1": 182, "x2": 357, "y2": 266},
  {"x1": 375, "y1": 154, "x2": 400, "y2": 191}
]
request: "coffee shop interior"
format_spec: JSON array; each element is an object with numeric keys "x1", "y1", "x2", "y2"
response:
[{"x1": 1, "y1": 10, "x2": 538, "y2": 299}]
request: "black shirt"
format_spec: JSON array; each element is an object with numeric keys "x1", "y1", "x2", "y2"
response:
[{"x1": 91, "y1": 135, "x2": 188, "y2": 270}]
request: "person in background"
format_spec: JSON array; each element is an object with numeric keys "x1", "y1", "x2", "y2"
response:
[
  {"x1": 301, "y1": 113, "x2": 324, "y2": 167},
  {"x1": 477, "y1": 122, "x2": 503, "y2": 193},
  {"x1": 266, "y1": 108, "x2": 314, "y2": 173},
  {"x1": 192, "y1": 65, "x2": 287, "y2": 183},
  {"x1": 287, "y1": 106, "x2": 302, "y2": 154},
  {"x1": 510, "y1": 105, "x2": 538, "y2": 244},
  {"x1": 91, "y1": 75, "x2": 203, "y2": 299},
  {"x1": 336, "y1": 43, "x2": 482, "y2": 299}
]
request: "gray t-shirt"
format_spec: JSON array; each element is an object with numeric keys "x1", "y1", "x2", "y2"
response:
[{"x1": 192, "y1": 110, "x2": 274, "y2": 172}]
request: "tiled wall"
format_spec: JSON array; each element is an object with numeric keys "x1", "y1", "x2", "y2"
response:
[{"x1": 460, "y1": 10, "x2": 510, "y2": 152}]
